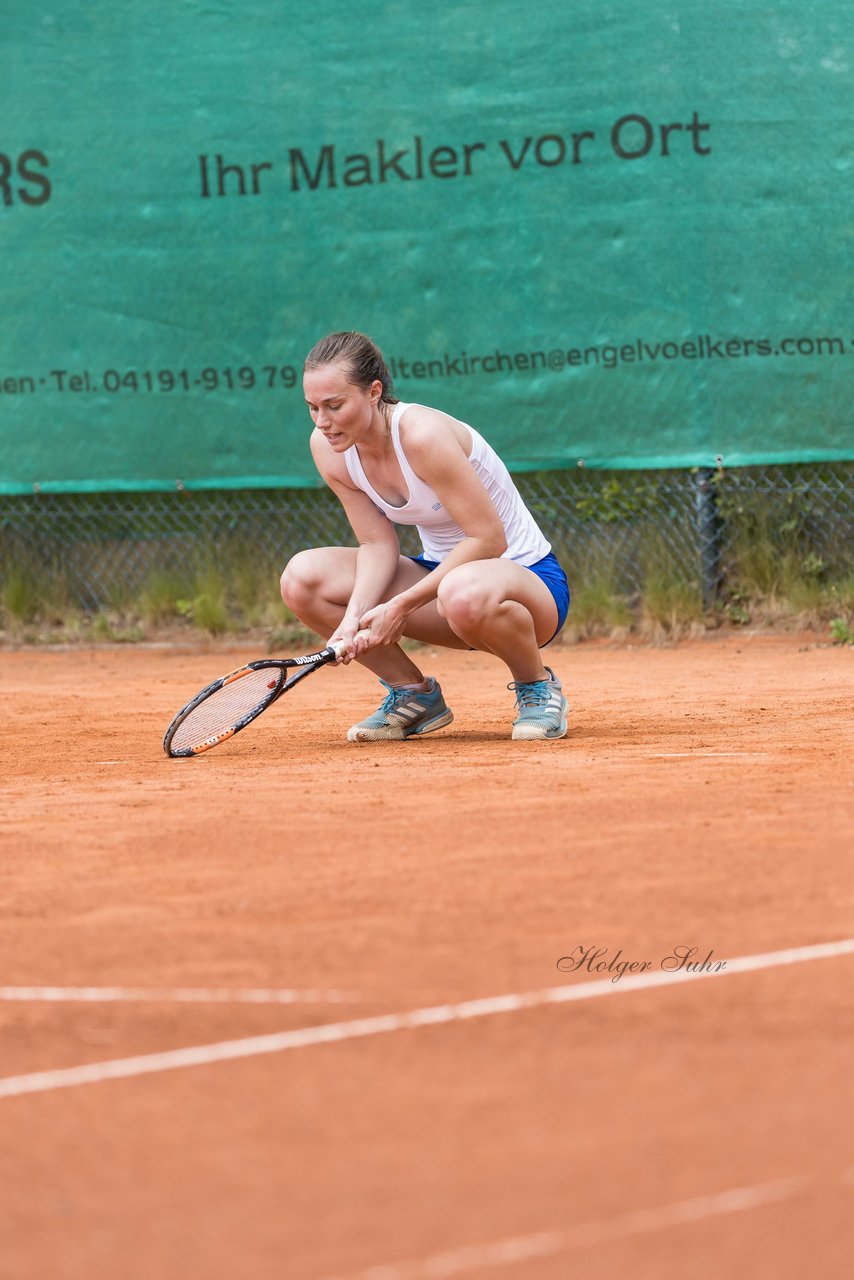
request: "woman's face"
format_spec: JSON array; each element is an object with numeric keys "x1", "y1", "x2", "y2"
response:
[{"x1": 304, "y1": 361, "x2": 381, "y2": 450}]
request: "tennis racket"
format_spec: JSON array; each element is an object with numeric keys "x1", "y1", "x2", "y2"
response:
[{"x1": 163, "y1": 641, "x2": 344, "y2": 758}]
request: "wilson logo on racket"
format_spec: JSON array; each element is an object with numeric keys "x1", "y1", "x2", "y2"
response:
[{"x1": 162, "y1": 642, "x2": 343, "y2": 758}]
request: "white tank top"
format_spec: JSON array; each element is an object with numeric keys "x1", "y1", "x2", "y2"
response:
[{"x1": 343, "y1": 402, "x2": 551, "y2": 566}]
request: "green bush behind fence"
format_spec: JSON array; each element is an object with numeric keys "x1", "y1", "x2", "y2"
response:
[{"x1": 2, "y1": 465, "x2": 851, "y2": 629}]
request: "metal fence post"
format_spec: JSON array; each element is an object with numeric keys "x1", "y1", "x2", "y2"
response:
[{"x1": 694, "y1": 467, "x2": 722, "y2": 608}]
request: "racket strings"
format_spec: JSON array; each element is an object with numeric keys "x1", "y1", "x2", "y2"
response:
[{"x1": 169, "y1": 668, "x2": 284, "y2": 752}]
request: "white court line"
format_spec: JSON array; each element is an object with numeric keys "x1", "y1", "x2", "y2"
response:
[
  {"x1": 321, "y1": 1230, "x2": 564, "y2": 1279},
  {"x1": 0, "y1": 938, "x2": 851, "y2": 1100},
  {"x1": 0, "y1": 986, "x2": 360, "y2": 1006},
  {"x1": 319, "y1": 1176, "x2": 809, "y2": 1279}
]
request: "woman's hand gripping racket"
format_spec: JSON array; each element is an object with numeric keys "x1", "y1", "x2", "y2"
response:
[{"x1": 163, "y1": 641, "x2": 344, "y2": 758}]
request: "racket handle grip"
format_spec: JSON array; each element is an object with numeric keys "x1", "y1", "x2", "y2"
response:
[{"x1": 330, "y1": 640, "x2": 347, "y2": 660}]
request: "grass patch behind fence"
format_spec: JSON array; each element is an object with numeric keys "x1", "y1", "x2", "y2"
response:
[
  {"x1": 1, "y1": 468, "x2": 852, "y2": 646},
  {"x1": 2, "y1": 540, "x2": 851, "y2": 648},
  {"x1": 0, "y1": 540, "x2": 318, "y2": 650}
]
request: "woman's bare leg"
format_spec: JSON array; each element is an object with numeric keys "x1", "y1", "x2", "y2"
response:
[
  {"x1": 282, "y1": 548, "x2": 560, "y2": 685},
  {"x1": 279, "y1": 547, "x2": 468, "y2": 685},
  {"x1": 436, "y1": 560, "x2": 559, "y2": 682}
]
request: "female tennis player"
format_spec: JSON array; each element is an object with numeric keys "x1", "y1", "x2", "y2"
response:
[{"x1": 279, "y1": 331, "x2": 570, "y2": 741}]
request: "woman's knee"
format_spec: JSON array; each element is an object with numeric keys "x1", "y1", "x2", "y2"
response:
[
  {"x1": 280, "y1": 548, "x2": 326, "y2": 608},
  {"x1": 437, "y1": 565, "x2": 495, "y2": 630}
]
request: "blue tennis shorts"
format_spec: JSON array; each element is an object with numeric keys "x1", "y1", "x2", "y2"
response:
[{"x1": 409, "y1": 550, "x2": 570, "y2": 646}]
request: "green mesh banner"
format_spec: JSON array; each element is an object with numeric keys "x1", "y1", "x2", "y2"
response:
[{"x1": 1, "y1": 1, "x2": 852, "y2": 493}]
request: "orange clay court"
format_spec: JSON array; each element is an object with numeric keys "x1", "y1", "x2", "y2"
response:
[{"x1": 0, "y1": 631, "x2": 852, "y2": 1280}]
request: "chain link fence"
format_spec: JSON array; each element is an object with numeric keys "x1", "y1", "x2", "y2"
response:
[{"x1": 1, "y1": 464, "x2": 852, "y2": 616}]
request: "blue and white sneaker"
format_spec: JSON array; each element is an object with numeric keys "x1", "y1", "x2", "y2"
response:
[
  {"x1": 347, "y1": 677, "x2": 454, "y2": 742},
  {"x1": 508, "y1": 667, "x2": 568, "y2": 740}
]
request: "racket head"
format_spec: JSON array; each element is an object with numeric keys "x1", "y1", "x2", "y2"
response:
[
  {"x1": 162, "y1": 643, "x2": 341, "y2": 758},
  {"x1": 163, "y1": 663, "x2": 288, "y2": 757}
]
